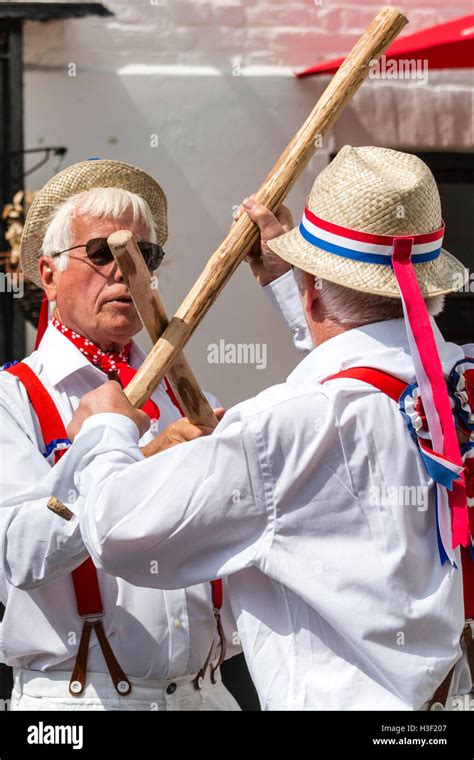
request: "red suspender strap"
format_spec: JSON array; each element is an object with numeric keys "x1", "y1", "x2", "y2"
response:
[
  {"x1": 71, "y1": 561, "x2": 102, "y2": 616},
  {"x1": 323, "y1": 366, "x2": 407, "y2": 402},
  {"x1": 212, "y1": 578, "x2": 223, "y2": 610},
  {"x1": 4, "y1": 362, "x2": 130, "y2": 696},
  {"x1": 6, "y1": 362, "x2": 103, "y2": 614},
  {"x1": 6, "y1": 362, "x2": 70, "y2": 448},
  {"x1": 461, "y1": 547, "x2": 474, "y2": 621},
  {"x1": 322, "y1": 366, "x2": 474, "y2": 622}
]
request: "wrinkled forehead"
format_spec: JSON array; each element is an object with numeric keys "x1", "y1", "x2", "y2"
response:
[{"x1": 70, "y1": 208, "x2": 151, "y2": 241}]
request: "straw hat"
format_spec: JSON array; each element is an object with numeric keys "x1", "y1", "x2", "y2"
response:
[
  {"x1": 267, "y1": 146, "x2": 468, "y2": 298},
  {"x1": 20, "y1": 159, "x2": 168, "y2": 289}
]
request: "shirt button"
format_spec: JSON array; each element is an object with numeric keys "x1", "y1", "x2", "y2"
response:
[
  {"x1": 174, "y1": 619, "x2": 182, "y2": 628},
  {"x1": 166, "y1": 682, "x2": 177, "y2": 695}
]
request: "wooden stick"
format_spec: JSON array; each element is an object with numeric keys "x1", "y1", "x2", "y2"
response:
[
  {"x1": 126, "y1": 7, "x2": 408, "y2": 408},
  {"x1": 107, "y1": 230, "x2": 218, "y2": 427}
]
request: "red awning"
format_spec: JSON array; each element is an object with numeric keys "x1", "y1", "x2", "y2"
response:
[{"x1": 296, "y1": 14, "x2": 474, "y2": 78}]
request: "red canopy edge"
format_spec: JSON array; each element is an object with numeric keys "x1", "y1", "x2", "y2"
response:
[{"x1": 296, "y1": 14, "x2": 474, "y2": 78}]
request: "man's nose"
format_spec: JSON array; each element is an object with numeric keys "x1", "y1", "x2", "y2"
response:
[{"x1": 112, "y1": 260, "x2": 125, "y2": 282}]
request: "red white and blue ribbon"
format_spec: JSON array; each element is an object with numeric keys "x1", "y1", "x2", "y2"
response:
[
  {"x1": 299, "y1": 208, "x2": 469, "y2": 564},
  {"x1": 418, "y1": 440, "x2": 465, "y2": 565},
  {"x1": 418, "y1": 440, "x2": 464, "y2": 491},
  {"x1": 299, "y1": 208, "x2": 444, "y2": 265},
  {"x1": 392, "y1": 237, "x2": 468, "y2": 564}
]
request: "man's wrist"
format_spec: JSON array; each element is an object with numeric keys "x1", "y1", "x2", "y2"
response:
[
  {"x1": 258, "y1": 267, "x2": 292, "y2": 287},
  {"x1": 79, "y1": 412, "x2": 141, "y2": 442},
  {"x1": 262, "y1": 268, "x2": 295, "y2": 295}
]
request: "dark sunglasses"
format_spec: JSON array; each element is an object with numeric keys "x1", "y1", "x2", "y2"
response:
[{"x1": 52, "y1": 237, "x2": 165, "y2": 273}]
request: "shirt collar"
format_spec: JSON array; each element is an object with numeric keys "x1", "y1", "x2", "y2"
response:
[
  {"x1": 287, "y1": 318, "x2": 464, "y2": 386},
  {"x1": 36, "y1": 323, "x2": 146, "y2": 386}
]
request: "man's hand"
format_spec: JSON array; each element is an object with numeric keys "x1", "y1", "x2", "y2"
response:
[
  {"x1": 67, "y1": 381, "x2": 150, "y2": 441},
  {"x1": 140, "y1": 408, "x2": 225, "y2": 458},
  {"x1": 233, "y1": 197, "x2": 294, "y2": 286}
]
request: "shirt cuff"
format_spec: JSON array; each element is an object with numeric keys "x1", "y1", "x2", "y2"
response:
[
  {"x1": 78, "y1": 412, "x2": 142, "y2": 443},
  {"x1": 263, "y1": 270, "x2": 312, "y2": 354},
  {"x1": 45, "y1": 413, "x2": 142, "y2": 516},
  {"x1": 263, "y1": 270, "x2": 301, "y2": 325}
]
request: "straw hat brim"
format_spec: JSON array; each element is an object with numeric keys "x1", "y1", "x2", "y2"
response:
[
  {"x1": 267, "y1": 225, "x2": 469, "y2": 298},
  {"x1": 20, "y1": 160, "x2": 168, "y2": 289}
]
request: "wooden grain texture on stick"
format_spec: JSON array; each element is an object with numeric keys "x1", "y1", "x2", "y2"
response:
[
  {"x1": 107, "y1": 230, "x2": 218, "y2": 427},
  {"x1": 126, "y1": 6, "x2": 408, "y2": 408}
]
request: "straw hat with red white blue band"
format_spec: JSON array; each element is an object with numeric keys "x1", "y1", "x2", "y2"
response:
[
  {"x1": 267, "y1": 145, "x2": 470, "y2": 565},
  {"x1": 267, "y1": 145, "x2": 467, "y2": 297}
]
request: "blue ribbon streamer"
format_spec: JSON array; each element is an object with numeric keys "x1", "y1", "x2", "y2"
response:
[{"x1": 419, "y1": 448, "x2": 463, "y2": 491}]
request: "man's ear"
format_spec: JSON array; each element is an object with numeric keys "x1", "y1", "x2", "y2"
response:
[
  {"x1": 301, "y1": 270, "x2": 319, "y2": 313},
  {"x1": 38, "y1": 257, "x2": 57, "y2": 302}
]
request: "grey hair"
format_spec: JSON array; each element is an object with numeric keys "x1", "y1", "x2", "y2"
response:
[
  {"x1": 293, "y1": 267, "x2": 445, "y2": 325},
  {"x1": 41, "y1": 187, "x2": 158, "y2": 272}
]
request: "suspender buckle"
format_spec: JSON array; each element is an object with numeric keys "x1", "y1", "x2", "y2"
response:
[
  {"x1": 69, "y1": 617, "x2": 132, "y2": 698},
  {"x1": 80, "y1": 612, "x2": 104, "y2": 622}
]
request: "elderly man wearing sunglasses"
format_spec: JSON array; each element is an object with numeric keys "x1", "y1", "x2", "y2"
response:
[
  {"x1": 51, "y1": 236, "x2": 164, "y2": 271},
  {"x1": 0, "y1": 159, "x2": 242, "y2": 711}
]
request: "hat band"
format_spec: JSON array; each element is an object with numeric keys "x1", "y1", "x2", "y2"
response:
[{"x1": 299, "y1": 207, "x2": 444, "y2": 265}]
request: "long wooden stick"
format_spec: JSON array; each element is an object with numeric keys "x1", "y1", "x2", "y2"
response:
[
  {"x1": 126, "y1": 7, "x2": 408, "y2": 409},
  {"x1": 107, "y1": 230, "x2": 218, "y2": 427}
]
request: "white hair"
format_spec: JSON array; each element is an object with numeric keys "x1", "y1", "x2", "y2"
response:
[
  {"x1": 41, "y1": 187, "x2": 158, "y2": 272},
  {"x1": 293, "y1": 267, "x2": 445, "y2": 325}
]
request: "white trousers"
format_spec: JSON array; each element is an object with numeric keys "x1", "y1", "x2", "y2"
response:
[{"x1": 10, "y1": 667, "x2": 241, "y2": 711}]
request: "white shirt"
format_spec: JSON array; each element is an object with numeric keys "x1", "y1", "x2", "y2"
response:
[
  {"x1": 46, "y1": 272, "x2": 470, "y2": 710},
  {"x1": 0, "y1": 323, "x2": 239, "y2": 677}
]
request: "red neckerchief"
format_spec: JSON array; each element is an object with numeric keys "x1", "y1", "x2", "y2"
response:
[{"x1": 52, "y1": 317, "x2": 160, "y2": 421}]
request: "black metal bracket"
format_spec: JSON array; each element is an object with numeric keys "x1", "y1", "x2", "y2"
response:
[{"x1": 0, "y1": 3, "x2": 112, "y2": 22}]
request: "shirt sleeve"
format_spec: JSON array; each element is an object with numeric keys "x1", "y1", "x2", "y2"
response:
[
  {"x1": 44, "y1": 406, "x2": 271, "y2": 591},
  {"x1": 220, "y1": 576, "x2": 243, "y2": 658},
  {"x1": 262, "y1": 270, "x2": 312, "y2": 354},
  {"x1": 0, "y1": 393, "x2": 88, "y2": 595}
]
